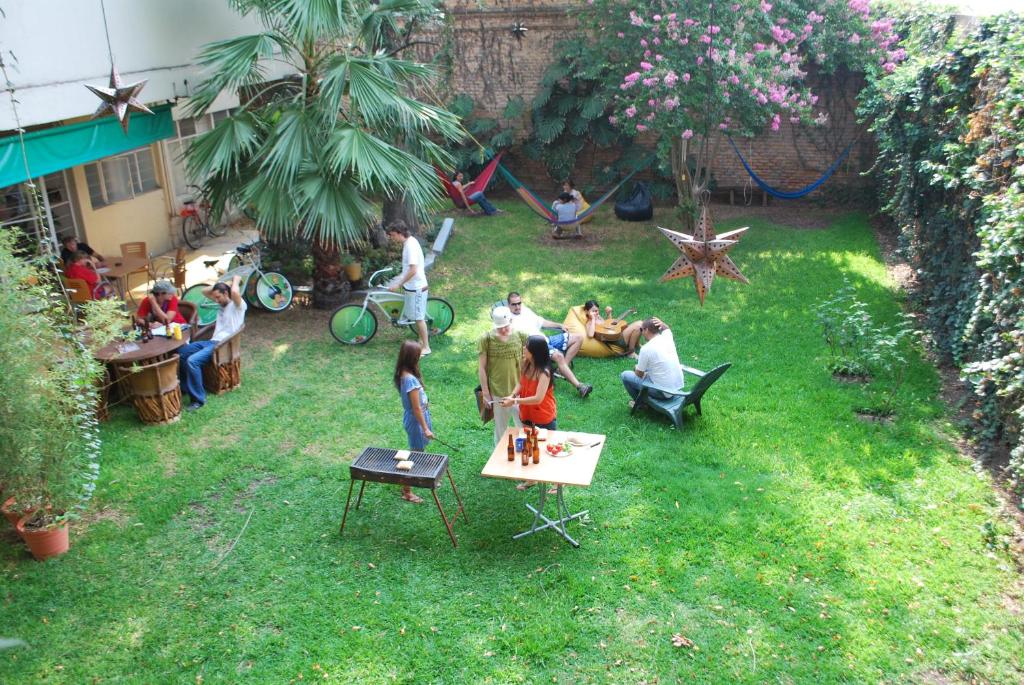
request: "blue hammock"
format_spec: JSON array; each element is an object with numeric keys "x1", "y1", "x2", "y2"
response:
[{"x1": 727, "y1": 137, "x2": 855, "y2": 200}]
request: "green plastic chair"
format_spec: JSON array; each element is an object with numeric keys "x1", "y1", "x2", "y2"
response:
[{"x1": 630, "y1": 363, "x2": 732, "y2": 429}]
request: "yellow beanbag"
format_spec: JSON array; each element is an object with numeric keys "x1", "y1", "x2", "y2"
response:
[
  {"x1": 563, "y1": 305, "x2": 625, "y2": 358},
  {"x1": 579, "y1": 196, "x2": 593, "y2": 224}
]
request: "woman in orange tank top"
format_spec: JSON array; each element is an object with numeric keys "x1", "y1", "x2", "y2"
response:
[{"x1": 500, "y1": 335, "x2": 557, "y2": 430}]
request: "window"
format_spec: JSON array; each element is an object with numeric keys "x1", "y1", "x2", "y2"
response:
[
  {"x1": 84, "y1": 146, "x2": 161, "y2": 209},
  {"x1": 169, "y1": 110, "x2": 231, "y2": 202},
  {"x1": 0, "y1": 170, "x2": 80, "y2": 253}
]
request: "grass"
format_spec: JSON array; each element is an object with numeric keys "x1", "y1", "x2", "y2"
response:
[{"x1": 2, "y1": 202, "x2": 1022, "y2": 684}]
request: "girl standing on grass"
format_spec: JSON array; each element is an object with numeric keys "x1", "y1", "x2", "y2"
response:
[{"x1": 394, "y1": 340, "x2": 434, "y2": 504}]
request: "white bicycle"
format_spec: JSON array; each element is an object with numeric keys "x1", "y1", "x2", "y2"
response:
[{"x1": 328, "y1": 267, "x2": 455, "y2": 345}]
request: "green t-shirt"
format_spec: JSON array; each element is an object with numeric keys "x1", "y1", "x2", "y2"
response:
[{"x1": 479, "y1": 330, "x2": 528, "y2": 397}]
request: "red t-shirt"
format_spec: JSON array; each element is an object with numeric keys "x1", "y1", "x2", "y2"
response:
[
  {"x1": 64, "y1": 262, "x2": 99, "y2": 298},
  {"x1": 137, "y1": 295, "x2": 185, "y2": 324},
  {"x1": 518, "y1": 372, "x2": 557, "y2": 426}
]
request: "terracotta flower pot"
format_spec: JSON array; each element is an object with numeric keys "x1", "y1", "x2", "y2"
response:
[
  {"x1": 16, "y1": 512, "x2": 69, "y2": 561},
  {"x1": 2, "y1": 496, "x2": 22, "y2": 528}
]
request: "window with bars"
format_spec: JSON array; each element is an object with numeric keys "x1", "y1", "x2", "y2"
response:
[{"x1": 84, "y1": 146, "x2": 161, "y2": 209}]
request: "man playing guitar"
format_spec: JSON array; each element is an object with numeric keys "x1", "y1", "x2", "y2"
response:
[{"x1": 583, "y1": 299, "x2": 643, "y2": 359}]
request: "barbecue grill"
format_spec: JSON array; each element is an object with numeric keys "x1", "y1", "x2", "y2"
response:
[{"x1": 340, "y1": 446, "x2": 467, "y2": 547}]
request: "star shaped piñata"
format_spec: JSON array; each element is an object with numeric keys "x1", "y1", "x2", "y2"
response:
[
  {"x1": 658, "y1": 206, "x2": 749, "y2": 305},
  {"x1": 85, "y1": 65, "x2": 153, "y2": 133}
]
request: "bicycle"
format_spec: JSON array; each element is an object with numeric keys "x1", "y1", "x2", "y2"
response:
[
  {"x1": 328, "y1": 267, "x2": 455, "y2": 345},
  {"x1": 181, "y1": 241, "x2": 293, "y2": 325},
  {"x1": 180, "y1": 184, "x2": 228, "y2": 249}
]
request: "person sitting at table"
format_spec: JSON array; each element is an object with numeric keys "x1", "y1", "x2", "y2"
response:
[
  {"x1": 583, "y1": 299, "x2": 643, "y2": 359},
  {"x1": 507, "y1": 291, "x2": 592, "y2": 398},
  {"x1": 63, "y1": 251, "x2": 115, "y2": 300},
  {"x1": 177, "y1": 275, "x2": 246, "y2": 411},
  {"x1": 500, "y1": 335, "x2": 558, "y2": 491},
  {"x1": 621, "y1": 317, "x2": 684, "y2": 406},
  {"x1": 135, "y1": 281, "x2": 186, "y2": 328},
  {"x1": 60, "y1": 235, "x2": 104, "y2": 269}
]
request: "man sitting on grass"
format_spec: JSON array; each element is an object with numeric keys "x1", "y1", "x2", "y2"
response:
[
  {"x1": 508, "y1": 291, "x2": 592, "y2": 398},
  {"x1": 177, "y1": 275, "x2": 246, "y2": 412},
  {"x1": 621, "y1": 317, "x2": 683, "y2": 406}
]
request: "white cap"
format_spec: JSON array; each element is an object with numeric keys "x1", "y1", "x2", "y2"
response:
[{"x1": 492, "y1": 306, "x2": 513, "y2": 329}]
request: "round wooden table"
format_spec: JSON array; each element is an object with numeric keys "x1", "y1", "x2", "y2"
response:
[{"x1": 94, "y1": 334, "x2": 189, "y2": 363}]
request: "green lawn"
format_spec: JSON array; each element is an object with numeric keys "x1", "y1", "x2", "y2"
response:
[{"x1": 2, "y1": 202, "x2": 1022, "y2": 684}]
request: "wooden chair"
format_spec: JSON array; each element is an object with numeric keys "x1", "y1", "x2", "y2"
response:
[
  {"x1": 62, "y1": 277, "x2": 93, "y2": 304},
  {"x1": 116, "y1": 356, "x2": 182, "y2": 425},
  {"x1": 194, "y1": 324, "x2": 245, "y2": 395},
  {"x1": 177, "y1": 301, "x2": 198, "y2": 336},
  {"x1": 171, "y1": 247, "x2": 187, "y2": 292},
  {"x1": 630, "y1": 363, "x2": 732, "y2": 429},
  {"x1": 120, "y1": 242, "x2": 151, "y2": 299}
]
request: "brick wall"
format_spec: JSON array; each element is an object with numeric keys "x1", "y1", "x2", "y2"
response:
[{"x1": 417, "y1": 1, "x2": 872, "y2": 201}]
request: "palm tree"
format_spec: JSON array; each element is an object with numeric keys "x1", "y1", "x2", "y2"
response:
[{"x1": 185, "y1": 0, "x2": 463, "y2": 308}]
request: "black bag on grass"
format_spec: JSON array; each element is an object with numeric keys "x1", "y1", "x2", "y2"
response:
[{"x1": 614, "y1": 181, "x2": 654, "y2": 221}]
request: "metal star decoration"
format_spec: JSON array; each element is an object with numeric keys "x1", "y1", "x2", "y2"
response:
[
  {"x1": 85, "y1": 65, "x2": 153, "y2": 133},
  {"x1": 657, "y1": 206, "x2": 749, "y2": 305}
]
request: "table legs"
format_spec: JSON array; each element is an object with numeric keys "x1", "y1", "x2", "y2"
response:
[
  {"x1": 512, "y1": 485, "x2": 588, "y2": 548},
  {"x1": 339, "y1": 473, "x2": 465, "y2": 549}
]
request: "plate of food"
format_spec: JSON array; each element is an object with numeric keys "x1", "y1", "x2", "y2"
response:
[{"x1": 546, "y1": 442, "x2": 573, "y2": 457}]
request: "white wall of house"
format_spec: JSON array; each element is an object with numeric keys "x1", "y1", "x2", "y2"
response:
[{"x1": 0, "y1": 0, "x2": 290, "y2": 129}]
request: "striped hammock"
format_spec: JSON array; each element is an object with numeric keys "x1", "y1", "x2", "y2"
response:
[{"x1": 496, "y1": 161, "x2": 648, "y2": 225}]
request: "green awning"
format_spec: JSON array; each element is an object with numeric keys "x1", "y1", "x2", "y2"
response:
[{"x1": 0, "y1": 105, "x2": 174, "y2": 188}]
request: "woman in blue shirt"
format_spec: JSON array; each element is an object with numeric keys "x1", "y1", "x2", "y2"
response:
[{"x1": 394, "y1": 340, "x2": 434, "y2": 503}]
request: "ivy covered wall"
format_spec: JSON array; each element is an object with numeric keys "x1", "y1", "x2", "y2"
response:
[{"x1": 860, "y1": 11, "x2": 1024, "y2": 494}]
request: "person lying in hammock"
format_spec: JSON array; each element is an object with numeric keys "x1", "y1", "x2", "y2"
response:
[
  {"x1": 583, "y1": 299, "x2": 643, "y2": 359},
  {"x1": 452, "y1": 170, "x2": 502, "y2": 217}
]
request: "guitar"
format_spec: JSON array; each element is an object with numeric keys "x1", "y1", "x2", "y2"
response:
[{"x1": 593, "y1": 307, "x2": 637, "y2": 342}]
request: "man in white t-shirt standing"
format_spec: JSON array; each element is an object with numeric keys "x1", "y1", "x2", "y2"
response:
[
  {"x1": 621, "y1": 318, "x2": 684, "y2": 405},
  {"x1": 386, "y1": 222, "x2": 431, "y2": 356},
  {"x1": 507, "y1": 291, "x2": 592, "y2": 398},
  {"x1": 178, "y1": 274, "x2": 247, "y2": 411}
]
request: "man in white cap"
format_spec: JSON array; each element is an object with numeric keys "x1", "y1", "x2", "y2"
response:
[{"x1": 478, "y1": 305, "x2": 528, "y2": 444}]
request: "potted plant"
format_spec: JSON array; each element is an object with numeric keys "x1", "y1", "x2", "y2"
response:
[
  {"x1": 341, "y1": 252, "x2": 362, "y2": 282},
  {"x1": 0, "y1": 228, "x2": 121, "y2": 559}
]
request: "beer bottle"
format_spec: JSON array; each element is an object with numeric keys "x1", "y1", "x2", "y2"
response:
[
  {"x1": 532, "y1": 434, "x2": 540, "y2": 464},
  {"x1": 507, "y1": 432, "x2": 514, "y2": 461},
  {"x1": 521, "y1": 433, "x2": 530, "y2": 466}
]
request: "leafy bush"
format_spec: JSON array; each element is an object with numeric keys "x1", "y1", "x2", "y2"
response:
[{"x1": 860, "y1": 10, "x2": 1024, "y2": 492}]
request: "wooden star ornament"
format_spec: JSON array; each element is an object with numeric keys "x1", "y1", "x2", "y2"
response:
[
  {"x1": 657, "y1": 206, "x2": 749, "y2": 304},
  {"x1": 85, "y1": 65, "x2": 153, "y2": 133}
]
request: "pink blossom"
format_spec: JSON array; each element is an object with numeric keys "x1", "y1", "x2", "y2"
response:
[
  {"x1": 696, "y1": 56, "x2": 704, "y2": 65},
  {"x1": 848, "y1": 33, "x2": 861, "y2": 45},
  {"x1": 682, "y1": 129, "x2": 694, "y2": 139},
  {"x1": 884, "y1": 62, "x2": 896, "y2": 73},
  {"x1": 754, "y1": 42, "x2": 767, "y2": 52},
  {"x1": 617, "y1": 32, "x2": 624, "y2": 38},
  {"x1": 629, "y1": 11, "x2": 644, "y2": 26},
  {"x1": 789, "y1": 116, "x2": 800, "y2": 123},
  {"x1": 640, "y1": 61, "x2": 654, "y2": 71},
  {"x1": 653, "y1": 37, "x2": 661, "y2": 45},
  {"x1": 655, "y1": 54, "x2": 664, "y2": 61},
  {"x1": 608, "y1": 115, "x2": 618, "y2": 125},
  {"x1": 636, "y1": 124, "x2": 648, "y2": 132},
  {"x1": 700, "y1": 34, "x2": 712, "y2": 44},
  {"x1": 682, "y1": 72, "x2": 691, "y2": 82},
  {"x1": 640, "y1": 39, "x2": 648, "y2": 47},
  {"x1": 719, "y1": 122, "x2": 728, "y2": 130},
  {"x1": 644, "y1": 50, "x2": 652, "y2": 58},
  {"x1": 808, "y1": 11, "x2": 824, "y2": 23},
  {"x1": 642, "y1": 77, "x2": 659, "y2": 86},
  {"x1": 664, "y1": 71, "x2": 679, "y2": 87},
  {"x1": 663, "y1": 97, "x2": 679, "y2": 110},
  {"x1": 710, "y1": 25, "x2": 721, "y2": 34},
  {"x1": 625, "y1": 105, "x2": 637, "y2": 118},
  {"x1": 624, "y1": 72, "x2": 641, "y2": 83},
  {"x1": 731, "y1": 3, "x2": 741, "y2": 10},
  {"x1": 683, "y1": 18, "x2": 696, "y2": 27},
  {"x1": 760, "y1": 0, "x2": 772, "y2": 11},
  {"x1": 646, "y1": 112, "x2": 655, "y2": 121},
  {"x1": 810, "y1": 95, "x2": 819, "y2": 104},
  {"x1": 653, "y1": 14, "x2": 661, "y2": 21},
  {"x1": 679, "y1": 38, "x2": 689, "y2": 45},
  {"x1": 803, "y1": 24, "x2": 813, "y2": 34}
]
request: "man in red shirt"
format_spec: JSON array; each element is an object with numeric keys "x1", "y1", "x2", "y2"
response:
[{"x1": 135, "y1": 281, "x2": 185, "y2": 327}]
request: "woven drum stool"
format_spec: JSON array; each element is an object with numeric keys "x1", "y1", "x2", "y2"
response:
[
  {"x1": 118, "y1": 356, "x2": 182, "y2": 425},
  {"x1": 202, "y1": 325, "x2": 244, "y2": 395}
]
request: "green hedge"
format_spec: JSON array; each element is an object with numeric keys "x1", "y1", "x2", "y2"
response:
[{"x1": 860, "y1": 10, "x2": 1024, "y2": 495}]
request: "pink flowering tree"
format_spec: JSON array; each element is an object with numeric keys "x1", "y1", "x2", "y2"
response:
[{"x1": 579, "y1": 0, "x2": 903, "y2": 223}]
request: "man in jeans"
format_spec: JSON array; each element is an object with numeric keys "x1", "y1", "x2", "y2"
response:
[
  {"x1": 621, "y1": 318, "x2": 684, "y2": 406},
  {"x1": 177, "y1": 275, "x2": 246, "y2": 411},
  {"x1": 386, "y1": 222, "x2": 431, "y2": 356},
  {"x1": 507, "y1": 291, "x2": 592, "y2": 398}
]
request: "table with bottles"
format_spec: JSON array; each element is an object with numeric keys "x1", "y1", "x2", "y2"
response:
[{"x1": 480, "y1": 427, "x2": 605, "y2": 548}]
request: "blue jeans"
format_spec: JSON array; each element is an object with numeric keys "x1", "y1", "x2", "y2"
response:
[
  {"x1": 178, "y1": 340, "x2": 216, "y2": 405},
  {"x1": 621, "y1": 370, "x2": 673, "y2": 401},
  {"x1": 468, "y1": 191, "x2": 497, "y2": 215}
]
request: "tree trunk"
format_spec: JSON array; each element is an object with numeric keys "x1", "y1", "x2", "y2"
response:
[
  {"x1": 311, "y1": 240, "x2": 349, "y2": 309},
  {"x1": 672, "y1": 135, "x2": 697, "y2": 232},
  {"x1": 382, "y1": 194, "x2": 420, "y2": 234}
]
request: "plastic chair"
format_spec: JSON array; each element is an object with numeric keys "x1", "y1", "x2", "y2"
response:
[
  {"x1": 117, "y1": 356, "x2": 182, "y2": 425},
  {"x1": 630, "y1": 363, "x2": 732, "y2": 429}
]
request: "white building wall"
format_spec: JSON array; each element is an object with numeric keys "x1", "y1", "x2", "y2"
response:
[{"x1": 0, "y1": 0, "x2": 292, "y2": 129}]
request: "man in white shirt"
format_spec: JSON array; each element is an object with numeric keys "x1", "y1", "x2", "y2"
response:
[
  {"x1": 178, "y1": 274, "x2": 247, "y2": 411},
  {"x1": 386, "y1": 222, "x2": 431, "y2": 356},
  {"x1": 507, "y1": 291, "x2": 592, "y2": 398},
  {"x1": 621, "y1": 318, "x2": 684, "y2": 404}
]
